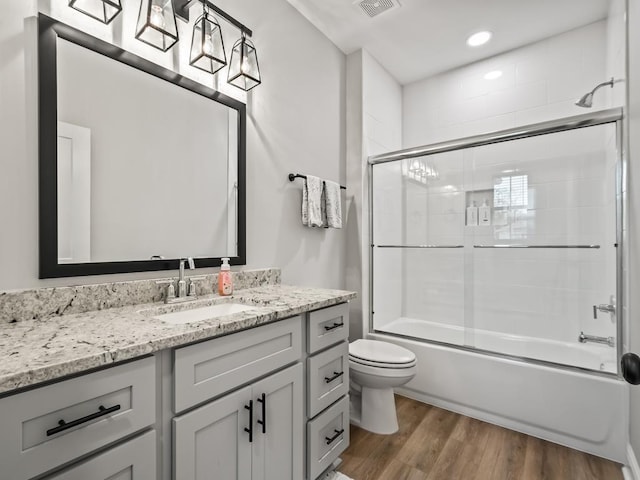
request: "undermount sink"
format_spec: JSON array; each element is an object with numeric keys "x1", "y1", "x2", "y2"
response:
[{"x1": 150, "y1": 303, "x2": 258, "y2": 325}]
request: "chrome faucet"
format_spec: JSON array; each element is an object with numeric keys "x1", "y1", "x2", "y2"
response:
[
  {"x1": 593, "y1": 303, "x2": 615, "y2": 319},
  {"x1": 157, "y1": 257, "x2": 205, "y2": 304},
  {"x1": 177, "y1": 257, "x2": 196, "y2": 298},
  {"x1": 578, "y1": 331, "x2": 615, "y2": 347}
]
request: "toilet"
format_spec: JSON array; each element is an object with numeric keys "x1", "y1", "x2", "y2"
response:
[{"x1": 349, "y1": 339, "x2": 417, "y2": 435}]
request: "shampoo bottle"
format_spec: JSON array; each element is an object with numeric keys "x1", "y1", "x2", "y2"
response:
[
  {"x1": 218, "y1": 258, "x2": 233, "y2": 296},
  {"x1": 466, "y1": 201, "x2": 478, "y2": 226},
  {"x1": 479, "y1": 199, "x2": 491, "y2": 226}
]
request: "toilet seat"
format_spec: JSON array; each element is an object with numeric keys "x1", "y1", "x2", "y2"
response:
[{"x1": 349, "y1": 339, "x2": 416, "y2": 369}]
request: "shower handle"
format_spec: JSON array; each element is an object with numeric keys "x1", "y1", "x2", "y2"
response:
[{"x1": 593, "y1": 303, "x2": 615, "y2": 319}]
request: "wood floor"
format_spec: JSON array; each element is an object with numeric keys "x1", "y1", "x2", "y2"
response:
[{"x1": 338, "y1": 395, "x2": 623, "y2": 480}]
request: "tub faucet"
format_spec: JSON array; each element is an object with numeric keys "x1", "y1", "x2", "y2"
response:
[{"x1": 578, "y1": 331, "x2": 615, "y2": 348}]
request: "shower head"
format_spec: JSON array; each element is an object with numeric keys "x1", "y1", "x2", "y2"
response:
[
  {"x1": 575, "y1": 78, "x2": 615, "y2": 108},
  {"x1": 575, "y1": 92, "x2": 594, "y2": 108}
]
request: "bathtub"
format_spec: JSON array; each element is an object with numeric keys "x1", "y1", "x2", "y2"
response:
[
  {"x1": 369, "y1": 318, "x2": 628, "y2": 462},
  {"x1": 380, "y1": 317, "x2": 618, "y2": 373}
]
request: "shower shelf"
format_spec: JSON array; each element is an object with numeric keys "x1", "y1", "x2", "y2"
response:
[{"x1": 473, "y1": 244, "x2": 601, "y2": 249}]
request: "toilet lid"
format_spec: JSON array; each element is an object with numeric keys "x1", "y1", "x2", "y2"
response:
[{"x1": 349, "y1": 339, "x2": 416, "y2": 365}]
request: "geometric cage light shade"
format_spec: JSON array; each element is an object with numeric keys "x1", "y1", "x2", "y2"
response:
[
  {"x1": 227, "y1": 34, "x2": 261, "y2": 91},
  {"x1": 135, "y1": 0, "x2": 179, "y2": 52},
  {"x1": 190, "y1": 2, "x2": 227, "y2": 75},
  {"x1": 69, "y1": 0, "x2": 122, "y2": 24}
]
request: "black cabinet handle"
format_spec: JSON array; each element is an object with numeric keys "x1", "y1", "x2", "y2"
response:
[
  {"x1": 324, "y1": 371, "x2": 344, "y2": 384},
  {"x1": 324, "y1": 322, "x2": 344, "y2": 332},
  {"x1": 257, "y1": 393, "x2": 266, "y2": 434},
  {"x1": 325, "y1": 428, "x2": 344, "y2": 445},
  {"x1": 46, "y1": 404, "x2": 121, "y2": 437},
  {"x1": 244, "y1": 400, "x2": 253, "y2": 442}
]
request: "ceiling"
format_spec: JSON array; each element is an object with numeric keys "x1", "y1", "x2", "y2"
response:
[{"x1": 286, "y1": 0, "x2": 611, "y2": 85}]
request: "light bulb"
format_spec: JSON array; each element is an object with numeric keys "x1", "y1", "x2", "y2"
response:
[
  {"x1": 241, "y1": 55, "x2": 250, "y2": 73},
  {"x1": 150, "y1": 4, "x2": 165, "y2": 29},
  {"x1": 203, "y1": 34, "x2": 214, "y2": 55}
]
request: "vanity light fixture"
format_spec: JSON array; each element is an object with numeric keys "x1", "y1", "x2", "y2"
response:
[
  {"x1": 466, "y1": 30, "x2": 492, "y2": 47},
  {"x1": 227, "y1": 33, "x2": 261, "y2": 91},
  {"x1": 69, "y1": 0, "x2": 122, "y2": 24},
  {"x1": 189, "y1": 1, "x2": 227, "y2": 74},
  {"x1": 135, "y1": 0, "x2": 180, "y2": 52},
  {"x1": 68, "y1": 0, "x2": 262, "y2": 89}
]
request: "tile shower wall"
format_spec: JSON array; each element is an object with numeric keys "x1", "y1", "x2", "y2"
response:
[
  {"x1": 395, "y1": 20, "x2": 621, "y2": 343},
  {"x1": 403, "y1": 20, "x2": 615, "y2": 148}
]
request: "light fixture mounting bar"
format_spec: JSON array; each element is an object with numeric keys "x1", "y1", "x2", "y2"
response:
[{"x1": 174, "y1": 0, "x2": 252, "y2": 37}]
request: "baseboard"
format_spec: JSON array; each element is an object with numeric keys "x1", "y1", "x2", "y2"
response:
[{"x1": 625, "y1": 443, "x2": 640, "y2": 480}]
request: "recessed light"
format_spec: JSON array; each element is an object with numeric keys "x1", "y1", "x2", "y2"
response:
[
  {"x1": 484, "y1": 70, "x2": 503, "y2": 80},
  {"x1": 467, "y1": 31, "x2": 492, "y2": 47}
]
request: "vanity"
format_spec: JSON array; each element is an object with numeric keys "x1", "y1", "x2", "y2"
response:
[{"x1": 0, "y1": 274, "x2": 355, "y2": 480}]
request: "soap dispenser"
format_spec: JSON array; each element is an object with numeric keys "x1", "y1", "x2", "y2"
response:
[
  {"x1": 218, "y1": 258, "x2": 233, "y2": 296},
  {"x1": 466, "y1": 201, "x2": 478, "y2": 226},
  {"x1": 479, "y1": 199, "x2": 491, "y2": 226}
]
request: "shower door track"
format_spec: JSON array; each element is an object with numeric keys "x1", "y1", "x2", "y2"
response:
[{"x1": 367, "y1": 107, "x2": 625, "y2": 377}]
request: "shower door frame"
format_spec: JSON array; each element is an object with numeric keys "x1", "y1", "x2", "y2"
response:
[{"x1": 368, "y1": 107, "x2": 625, "y2": 377}]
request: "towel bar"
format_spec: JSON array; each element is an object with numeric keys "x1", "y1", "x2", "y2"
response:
[{"x1": 288, "y1": 173, "x2": 346, "y2": 190}]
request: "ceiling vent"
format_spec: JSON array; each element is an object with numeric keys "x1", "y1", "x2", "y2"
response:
[{"x1": 355, "y1": 0, "x2": 399, "y2": 18}]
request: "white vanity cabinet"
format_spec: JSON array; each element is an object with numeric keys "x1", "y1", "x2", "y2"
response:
[
  {"x1": 0, "y1": 356, "x2": 156, "y2": 480},
  {"x1": 304, "y1": 303, "x2": 350, "y2": 480},
  {"x1": 171, "y1": 315, "x2": 304, "y2": 480},
  {"x1": 44, "y1": 431, "x2": 157, "y2": 480},
  {"x1": 173, "y1": 364, "x2": 303, "y2": 480}
]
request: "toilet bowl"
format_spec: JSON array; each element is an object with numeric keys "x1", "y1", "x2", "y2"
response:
[{"x1": 349, "y1": 339, "x2": 416, "y2": 435}]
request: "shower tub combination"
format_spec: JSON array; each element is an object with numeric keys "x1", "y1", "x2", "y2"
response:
[{"x1": 367, "y1": 108, "x2": 628, "y2": 462}]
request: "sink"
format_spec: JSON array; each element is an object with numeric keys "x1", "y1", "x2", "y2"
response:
[{"x1": 150, "y1": 303, "x2": 258, "y2": 325}]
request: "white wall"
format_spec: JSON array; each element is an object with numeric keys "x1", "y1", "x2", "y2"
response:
[
  {"x1": 345, "y1": 50, "x2": 402, "y2": 339},
  {"x1": 0, "y1": 0, "x2": 346, "y2": 290}
]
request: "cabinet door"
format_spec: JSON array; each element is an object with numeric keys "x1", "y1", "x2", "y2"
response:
[
  {"x1": 251, "y1": 364, "x2": 303, "y2": 480},
  {"x1": 45, "y1": 430, "x2": 156, "y2": 480},
  {"x1": 173, "y1": 386, "x2": 253, "y2": 480}
]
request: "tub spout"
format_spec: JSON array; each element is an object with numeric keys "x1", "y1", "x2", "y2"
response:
[{"x1": 578, "y1": 331, "x2": 615, "y2": 347}]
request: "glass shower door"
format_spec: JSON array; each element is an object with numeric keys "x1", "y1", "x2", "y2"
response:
[{"x1": 370, "y1": 119, "x2": 621, "y2": 374}]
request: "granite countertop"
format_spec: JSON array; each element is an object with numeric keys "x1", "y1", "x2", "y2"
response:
[{"x1": 0, "y1": 285, "x2": 356, "y2": 395}]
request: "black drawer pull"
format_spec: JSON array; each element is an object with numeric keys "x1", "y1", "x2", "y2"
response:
[
  {"x1": 46, "y1": 404, "x2": 121, "y2": 437},
  {"x1": 324, "y1": 371, "x2": 344, "y2": 383},
  {"x1": 257, "y1": 393, "x2": 266, "y2": 434},
  {"x1": 244, "y1": 400, "x2": 253, "y2": 443},
  {"x1": 325, "y1": 428, "x2": 344, "y2": 445},
  {"x1": 324, "y1": 322, "x2": 344, "y2": 332}
]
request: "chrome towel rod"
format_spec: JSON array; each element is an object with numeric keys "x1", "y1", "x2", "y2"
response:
[{"x1": 288, "y1": 173, "x2": 346, "y2": 190}]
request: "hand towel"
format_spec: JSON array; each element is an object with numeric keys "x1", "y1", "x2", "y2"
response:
[
  {"x1": 323, "y1": 180, "x2": 342, "y2": 229},
  {"x1": 302, "y1": 175, "x2": 324, "y2": 227}
]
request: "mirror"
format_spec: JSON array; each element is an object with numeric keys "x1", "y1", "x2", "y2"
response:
[{"x1": 38, "y1": 14, "x2": 246, "y2": 278}]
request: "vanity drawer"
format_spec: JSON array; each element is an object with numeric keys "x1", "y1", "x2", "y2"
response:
[
  {"x1": 174, "y1": 315, "x2": 302, "y2": 413},
  {"x1": 307, "y1": 341, "x2": 349, "y2": 418},
  {"x1": 0, "y1": 356, "x2": 156, "y2": 480},
  {"x1": 44, "y1": 430, "x2": 156, "y2": 480},
  {"x1": 307, "y1": 303, "x2": 349, "y2": 354},
  {"x1": 307, "y1": 395, "x2": 350, "y2": 480}
]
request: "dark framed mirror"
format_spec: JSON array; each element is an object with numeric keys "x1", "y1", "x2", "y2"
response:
[{"x1": 38, "y1": 14, "x2": 246, "y2": 278}]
